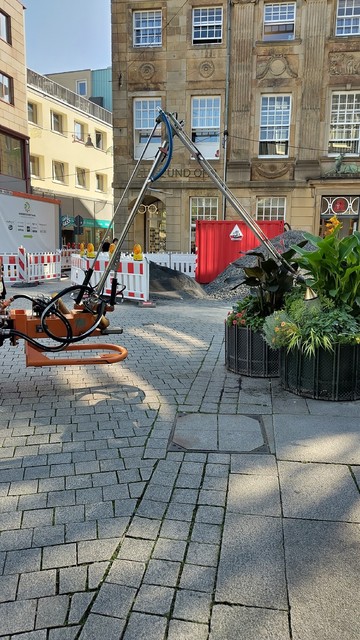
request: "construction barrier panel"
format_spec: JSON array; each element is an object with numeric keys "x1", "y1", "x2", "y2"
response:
[
  {"x1": 144, "y1": 253, "x2": 196, "y2": 278},
  {"x1": 61, "y1": 248, "x2": 78, "y2": 271},
  {"x1": 71, "y1": 254, "x2": 150, "y2": 302},
  {"x1": 1, "y1": 248, "x2": 61, "y2": 284},
  {"x1": 195, "y1": 220, "x2": 285, "y2": 284}
]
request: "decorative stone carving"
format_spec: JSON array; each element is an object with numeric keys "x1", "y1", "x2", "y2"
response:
[
  {"x1": 199, "y1": 60, "x2": 215, "y2": 78},
  {"x1": 251, "y1": 162, "x2": 294, "y2": 180},
  {"x1": 329, "y1": 53, "x2": 360, "y2": 76},
  {"x1": 257, "y1": 55, "x2": 297, "y2": 79},
  {"x1": 139, "y1": 63, "x2": 155, "y2": 80}
]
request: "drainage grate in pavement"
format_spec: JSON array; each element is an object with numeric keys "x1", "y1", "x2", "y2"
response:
[{"x1": 169, "y1": 412, "x2": 269, "y2": 453}]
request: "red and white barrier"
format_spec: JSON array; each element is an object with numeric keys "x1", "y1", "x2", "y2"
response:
[
  {"x1": 71, "y1": 254, "x2": 150, "y2": 301},
  {"x1": 1, "y1": 248, "x2": 61, "y2": 284},
  {"x1": 61, "y1": 248, "x2": 78, "y2": 270}
]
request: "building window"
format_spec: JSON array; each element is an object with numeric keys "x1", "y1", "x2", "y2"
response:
[
  {"x1": 74, "y1": 121, "x2": 85, "y2": 142},
  {"x1": 76, "y1": 80, "x2": 87, "y2": 96},
  {"x1": 28, "y1": 102, "x2": 38, "y2": 124},
  {"x1": 96, "y1": 173, "x2": 106, "y2": 192},
  {"x1": 95, "y1": 130, "x2": 105, "y2": 150},
  {"x1": 259, "y1": 95, "x2": 291, "y2": 157},
  {"x1": 328, "y1": 92, "x2": 360, "y2": 154},
  {"x1": 0, "y1": 132, "x2": 24, "y2": 179},
  {"x1": 336, "y1": 0, "x2": 360, "y2": 36},
  {"x1": 192, "y1": 7, "x2": 223, "y2": 44},
  {"x1": 190, "y1": 196, "x2": 218, "y2": 252},
  {"x1": 134, "y1": 98, "x2": 162, "y2": 159},
  {"x1": 0, "y1": 72, "x2": 13, "y2": 104},
  {"x1": 263, "y1": 3, "x2": 296, "y2": 41},
  {"x1": 256, "y1": 197, "x2": 286, "y2": 221},
  {"x1": 52, "y1": 161, "x2": 66, "y2": 183},
  {"x1": 191, "y1": 97, "x2": 221, "y2": 159},
  {"x1": 133, "y1": 10, "x2": 162, "y2": 47},
  {"x1": 0, "y1": 11, "x2": 11, "y2": 43},
  {"x1": 51, "y1": 111, "x2": 64, "y2": 134},
  {"x1": 30, "y1": 155, "x2": 40, "y2": 178},
  {"x1": 75, "y1": 167, "x2": 87, "y2": 188}
]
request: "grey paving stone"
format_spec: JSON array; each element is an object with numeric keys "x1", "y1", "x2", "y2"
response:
[
  {"x1": 59, "y1": 565, "x2": 88, "y2": 593},
  {"x1": 201, "y1": 475, "x2": 227, "y2": 491},
  {"x1": 97, "y1": 516, "x2": 129, "y2": 539},
  {"x1": 195, "y1": 505, "x2": 225, "y2": 525},
  {"x1": 143, "y1": 559, "x2": 181, "y2": 587},
  {"x1": 136, "y1": 499, "x2": 167, "y2": 520},
  {"x1": 160, "y1": 519, "x2": 191, "y2": 541},
  {"x1": 65, "y1": 521, "x2": 97, "y2": 543},
  {"x1": 32, "y1": 525, "x2": 65, "y2": 547},
  {"x1": 12, "y1": 631, "x2": 48, "y2": 640},
  {"x1": 35, "y1": 595, "x2": 70, "y2": 629},
  {"x1": 186, "y1": 541, "x2": 219, "y2": 567},
  {"x1": 92, "y1": 582, "x2": 136, "y2": 617},
  {"x1": 198, "y1": 489, "x2": 226, "y2": 507},
  {"x1": 18, "y1": 569, "x2": 56, "y2": 599},
  {"x1": 284, "y1": 519, "x2": 360, "y2": 640},
  {"x1": 168, "y1": 619, "x2": 208, "y2": 640},
  {"x1": 0, "y1": 511, "x2": 21, "y2": 531},
  {"x1": 165, "y1": 502, "x2": 195, "y2": 522},
  {"x1": 172, "y1": 488, "x2": 199, "y2": 504},
  {"x1": 175, "y1": 474, "x2": 202, "y2": 489},
  {"x1": 0, "y1": 496, "x2": 19, "y2": 513},
  {"x1": 227, "y1": 473, "x2": 281, "y2": 517},
  {"x1": 0, "y1": 574, "x2": 18, "y2": 602},
  {"x1": 173, "y1": 588, "x2": 212, "y2": 623},
  {"x1": 114, "y1": 498, "x2": 137, "y2": 516},
  {"x1": 78, "y1": 613, "x2": 125, "y2": 640},
  {"x1": 48, "y1": 628, "x2": 81, "y2": 640},
  {"x1": 230, "y1": 453, "x2": 278, "y2": 475},
  {"x1": 84, "y1": 501, "x2": 113, "y2": 520},
  {"x1": 87, "y1": 562, "x2": 108, "y2": 589},
  {"x1": 216, "y1": 513, "x2": 288, "y2": 609},
  {"x1": 0, "y1": 599, "x2": 37, "y2": 635},
  {"x1": 0, "y1": 528, "x2": 33, "y2": 551},
  {"x1": 209, "y1": 604, "x2": 291, "y2": 640},
  {"x1": 55, "y1": 505, "x2": 85, "y2": 524},
  {"x1": 77, "y1": 538, "x2": 119, "y2": 563},
  {"x1": 127, "y1": 516, "x2": 162, "y2": 540},
  {"x1": 22, "y1": 508, "x2": 54, "y2": 528},
  {"x1": 4, "y1": 548, "x2": 41, "y2": 575},
  {"x1": 134, "y1": 583, "x2": 174, "y2": 616},
  {"x1": 122, "y1": 612, "x2": 167, "y2": 640},
  {"x1": 278, "y1": 461, "x2": 360, "y2": 522},
  {"x1": 152, "y1": 538, "x2": 187, "y2": 563},
  {"x1": 274, "y1": 414, "x2": 360, "y2": 464},
  {"x1": 129, "y1": 481, "x2": 146, "y2": 497},
  {"x1": 191, "y1": 522, "x2": 222, "y2": 545},
  {"x1": 179, "y1": 563, "x2": 216, "y2": 593},
  {"x1": 107, "y1": 559, "x2": 146, "y2": 588},
  {"x1": 42, "y1": 544, "x2": 77, "y2": 569},
  {"x1": 204, "y1": 463, "x2": 229, "y2": 477},
  {"x1": 68, "y1": 591, "x2": 93, "y2": 623},
  {"x1": 118, "y1": 537, "x2": 154, "y2": 562}
]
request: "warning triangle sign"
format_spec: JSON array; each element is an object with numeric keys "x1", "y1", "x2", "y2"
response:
[{"x1": 229, "y1": 224, "x2": 243, "y2": 240}]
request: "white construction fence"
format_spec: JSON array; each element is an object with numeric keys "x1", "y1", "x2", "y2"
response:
[{"x1": 1, "y1": 247, "x2": 62, "y2": 284}]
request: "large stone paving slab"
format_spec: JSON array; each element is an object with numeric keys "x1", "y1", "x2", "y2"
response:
[
  {"x1": 284, "y1": 519, "x2": 360, "y2": 640},
  {"x1": 209, "y1": 605, "x2": 291, "y2": 640},
  {"x1": 172, "y1": 413, "x2": 265, "y2": 452},
  {"x1": 278, "y1": 461, "x2": 360, "y2": 522},
  {"x1": 215, "y1": 513, "x2": 288, "y2": 609},
  {"x1": 274, "y1": 414, "x2": 360, "y2": 464}
]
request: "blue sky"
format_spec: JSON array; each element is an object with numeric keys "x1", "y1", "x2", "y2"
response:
[{"x1": 24, "y1": 0, "x2": 111, "y2": 74}]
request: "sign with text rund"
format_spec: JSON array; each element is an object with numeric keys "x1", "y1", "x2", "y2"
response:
[
  {"x1": 229, "y1": 224, "x2": 243, "y2": 241},
  {"x1": 0, "y1": 192, "x2": 60, "y2": 253}
]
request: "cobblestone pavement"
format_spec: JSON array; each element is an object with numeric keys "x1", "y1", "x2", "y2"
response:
[{"x1": 0, "y1": 280, "x2": 359, "y2": 639}]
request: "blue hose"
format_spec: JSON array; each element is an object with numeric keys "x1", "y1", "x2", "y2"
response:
[{"x1": 150, "y1": 110, "x2": 173, "y2": 182}]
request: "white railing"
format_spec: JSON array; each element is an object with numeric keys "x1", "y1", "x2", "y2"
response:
[
  {"x1": 1, "y1": 248, "x2": 61, "y2": 284},
  {"x1": 144, "y1": 252, "x2": 196, "y2": 278}
]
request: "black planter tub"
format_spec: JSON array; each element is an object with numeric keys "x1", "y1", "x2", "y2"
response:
[
  {"x1": 280, "y1": 344, "x2": 360, "y2": 401},
  {"x1": 225, "y1": 324, "x2": 280, "y2": 377}
]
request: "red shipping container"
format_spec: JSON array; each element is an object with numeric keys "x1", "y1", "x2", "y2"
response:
[{"x1": 195, "y1": 220, "x2": 284, "y2": 284}]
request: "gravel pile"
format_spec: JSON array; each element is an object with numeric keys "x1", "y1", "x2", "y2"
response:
[{"x1": 149, "y1": 230, "x2": 312, "y2": 302}]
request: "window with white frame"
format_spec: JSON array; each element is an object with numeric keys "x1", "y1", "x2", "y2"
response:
[
  {"x1": 328, "y1": 92, "x2": 360, "y2": 154},
  {"x1": 0, "y1": 72, "x2": 13, "y2": 104},
  {"x1": 256, "y1": 197, "x2": 286, "y2": 221},
  {"x1": 192, "y1": 7, "x2": 223, "y2": 44},
  {"x1": 30, "y1": 156, "x2": 40, "y2": 178},
  {"x1": 28, "y1": 102, "x2": 38, "y2": 124},
  {"x1": 51, "y1": 111, "x2": 64, "y2": 134},
  {"x1": 263, "y1": 3, "x2": 296, "y2": 40},
  {"x1": 133, "y1": 10, "x2": 162, "y2": 47},
  {"x1": 74, "y1": 121, "x2": 85, "y2": 142},
  {"x1": 0, "y1": 11, "x2": 11, "y2": 43},
  {"x1": 191, "y1": 97, "x2": 221, "y2": 159},
  {"x1": 134, "y1": 98, "x2": 162, "y2": 159},
  {"x1": 259, "y1": 95, "x2": 291, "y2": 157},
  {"x1": 190, "y1": 196, "x2": 218, "y2": 252},
  {"x1": 95, "y1": 173, "x2": 106, "y2": 192},
  {"x1": 76, "y1": 80, "x2": 87, "y2": 96},
  {"x1": 336, "y1": 0, "x2": 360, "y2": 36},
  {"x1": 75, "y1": 167, "x2": 87, "y2": 188},
  {"x1": 52, "y1": 161, "x2": 65, "y2": 183}
]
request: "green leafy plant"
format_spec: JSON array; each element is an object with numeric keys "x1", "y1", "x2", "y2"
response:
[
  {"x1": 226, "y1": 247, "x2": 300, "y2": 332},
  {"x1": 291, "y1": 228, "x2": 360, "y2": 316}
]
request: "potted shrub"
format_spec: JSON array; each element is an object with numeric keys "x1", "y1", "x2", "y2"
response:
[
  {"x1": 225, "y1": 248, "x2": 297, "y2": 377},
  {"x1": 263, "y1": 222, "x2": 360, "y2": 400}
]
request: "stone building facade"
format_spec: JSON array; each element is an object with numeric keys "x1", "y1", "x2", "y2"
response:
[{"x1": 112, "y1": 0, "x2": 360, "y2": 253}]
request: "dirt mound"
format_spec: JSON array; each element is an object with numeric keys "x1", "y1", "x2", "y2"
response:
[{"x1": 149, "y1": 261, "x2": 208, "y2": 300}]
